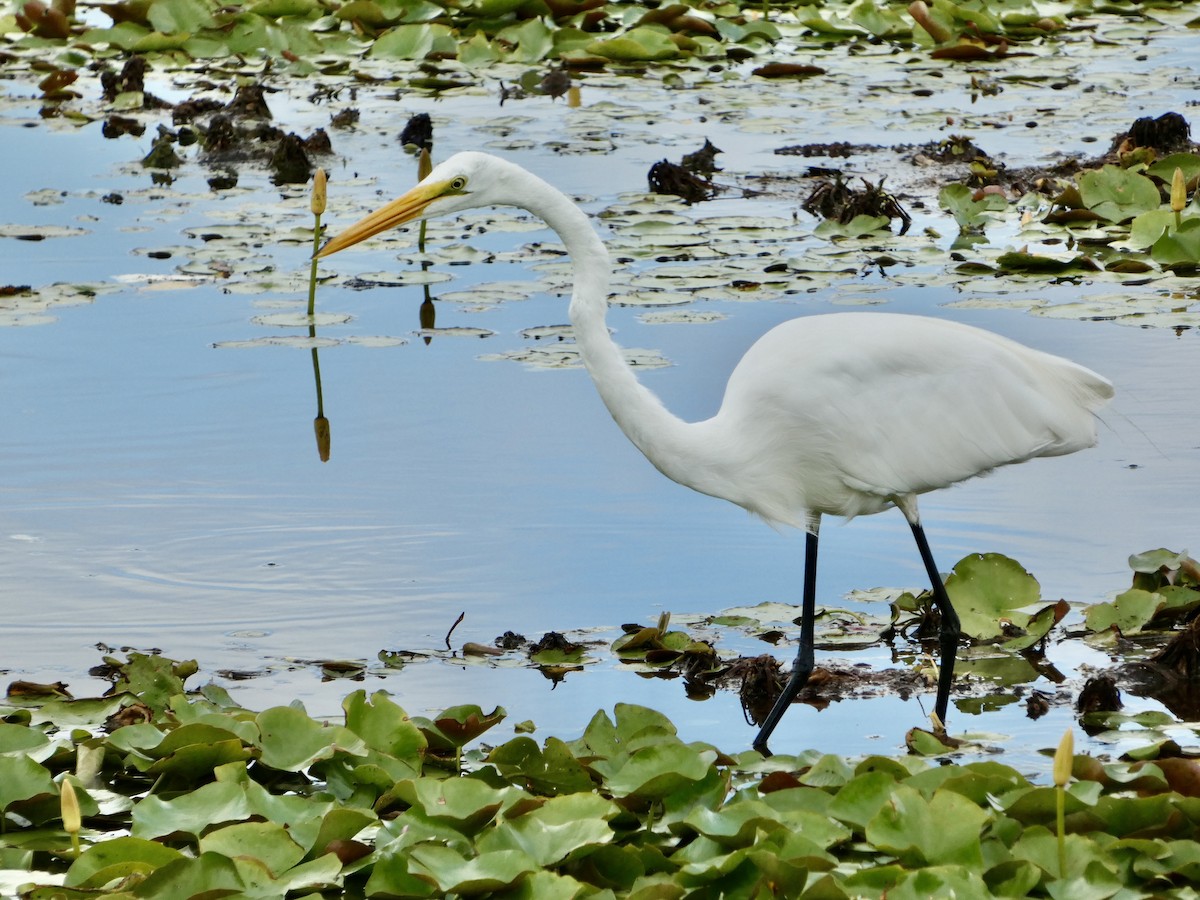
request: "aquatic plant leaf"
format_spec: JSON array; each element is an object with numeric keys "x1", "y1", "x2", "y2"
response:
[
  {"x1": 199, "y1": 821, "x2": 305, "y2": 877},
  {"x1": 415, "y1": 704, "x2": 506, "y2": 751},
  {"x1": 342, "y1": 690, "x2": 427, "y2": 759},
  {"x1": 813, "y1": 214, "x2": 891, "y2": 238},
  {"x1": 1078, "y1": 165, "x2": 1161, "y2": 223},
  {"x1": 107, "y1": 653, "x2": 196, "y2": 715},
  {"x1": 362, "y1": 850, "x2": 439, "y2": 898},
  {"x1": 301, "y1": 806, "x2": 378, "y2": 860},
  {"x1": 368, "y1": 23, "x2": 456, "y2": 59},
  {"x1": 587, "y1": 26, "x2": 681, "y2": 61},
  {"x1": 1146, "y1": 153, "x2": 1200, "y2": 186},
  {"x1": 476, "y1": 793, "x2": 617, "y2": 865},
  {"x1": 147, "y1": 0, "x2": 216, "y2": 33},
  {"x1": 256, "y1": 705, "x2": 367, "y2": 771},
  {"x1": 131, "y1": 851, "x2": 246, "y2": 897},
  {"x1": 65, "y1": 837, "x2": 184, "y2": 889},
  {"x1": 458, "y1": 31, "x2": 500, "y2": 65},
  {"x1": 0, "y1": 756, "x2": 56, "y2": 813},
  {"x1": 938, "y1": 183, "x2": 1005, "y2": 231},
  {"x1": 1127, "y1": 208, "x2": 1181, "y2": 249},
  {"x1": 1129, "y1": 548, "x2": 1191, "y2": 574},
  {"x1": 409, "y1": 845, "x2": 539, "y2": 894},
  {"x1": 865, "y1": 785, "x2": 987, "y2": 867},
  {"x1": 999, "y1": 781, "x2": 1102, "y2": 824},
  {"x1": 1151, "y1": 218, "x2": 1200, "y2": 267},
  {"x1": 0, "y1": 723, "x2": 50, "y2": 758},
  {"x1": 994, "y1": 249, "x2": 1098, "y2": 274},
  {"x1": 906, "y1": 726, "x2": 962, "y2": 756},
  {"x1": 494, "y1": 17, "x2": 555, "y2": 62},
  {"x1": 392, "y1": 777, "x2": 528, "y2": 833},
  {"x1": 944, "y1": 553, "x2": 1041, "y2": 640},
  {"x1": 132, "y1": 781, "x2": 251, "y2": 842},
  {"x1": 1083, "y1": 589, "x2": 1161, "y2": 635},
  {"x1": 486, "y1": 736, "x2": 596, "y2": 796},
  {"x1": 1002, "y1": 599, "x2": 1066, "y2": 651},
  {"x1": 590, "y1": 742, "x2": 717, "y2": 800}
]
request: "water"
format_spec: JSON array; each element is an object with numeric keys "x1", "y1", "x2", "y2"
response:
[{"x1": 2, "y1": 26, "x2": 1199, "y2": 766}]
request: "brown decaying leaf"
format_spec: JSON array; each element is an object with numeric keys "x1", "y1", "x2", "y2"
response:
[
  {"x1": 6, "y1": 679, "x2": 72, "y2": 699},
  {"x1": 325, "y1": 839, "x2": 373, "y2": 865},
  {"x1": 463, "y1": 642, "x2": 505, "y2": 656},
  {"x1": 751, "y1": 62, "x2": 826, "y2": 79},
  {"x1": 930, "y1": 41, "x2": 1008, "y2": 61}
]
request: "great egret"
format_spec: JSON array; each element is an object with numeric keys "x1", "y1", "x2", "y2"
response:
[{"x1": 317, "y1": 151, "x2": 1114, "y2": 751}]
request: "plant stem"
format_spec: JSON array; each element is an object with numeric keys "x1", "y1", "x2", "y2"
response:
[
  {"x1": 308, "y1": 211, "x2": 322, "y2": 318},
  {"x1": 1056, "y1": 785, "x2": 1066, "y2": 878}
]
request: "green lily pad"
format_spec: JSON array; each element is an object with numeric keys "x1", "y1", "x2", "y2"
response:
[
  {"x1": 409, "y1": 845, "x2": 539, "y2": 894},
  {"x1": 0, "y1": 756, "x2": 56, "y2": 814},
  {"x1": 198, "y1": 821, "x2": 305, "y2": 877},
  {"x1": 1078, "y1": 165, "x2": 1161, "y2": 223},
  {"x1": 1151, "y1": 218, "x2": 1200, "y2": 268},
  {"x1": 943, "y1": 553, "x2": 1042, "y2": 641},
  {"x1": 587, "y1": 26, "x2": 681, "y2": 61},
  {"x1": 65, "y1": 837, "x2": 185, "y2": 889}
]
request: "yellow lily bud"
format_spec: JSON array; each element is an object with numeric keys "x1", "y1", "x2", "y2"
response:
[
  {"x1": 60, "y1": 777, "x2": 81, "y2": 834},
  {"x1": 418, "y1": 148, "x2": 432, "y2": 182},
  {"x1": 1053, "y1": 728, "x2": 1074, "y2": 787},
  {"x1": 311, "y1": 168, "x2": 327, "y2": 216},
  {"x1": 1171, "y1": 167, "x2": 1187, "y2": 213}
]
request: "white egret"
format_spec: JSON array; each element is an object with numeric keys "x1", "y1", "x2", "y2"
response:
[{"x1": 317, "y1": 152, "x2": 1114, "y2": 751}]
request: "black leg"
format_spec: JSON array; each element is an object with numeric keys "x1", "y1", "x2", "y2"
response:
[
  {"x1": 752, "y1": 529, "x2": 819, "y2": 753},
  {"x1": 909, "y1": 521, "x2": 961, "y2": 724}
]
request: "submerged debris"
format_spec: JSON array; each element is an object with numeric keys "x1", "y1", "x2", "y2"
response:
[
  {"x1": 173, "y1": 97, "x2": 225, "y2": 124},
  {"x1": 681, "y1": 138, "x2": 722, "y2": 177},
  {"x1": 224, "y1": 83, "x2": 273, "y2": 119},
  {"x1": 1077, "y1": 673, "x2": 1123, "y2": 715},
  {"x1": 270, "y1": 133, "x2": 312, "y2": 184},
  {"x1": 538, "y1": 65, "x2": 571, "y2": 100},
  {"x1": 494, "y1": 630, "x2": 526, "y2": 650},
  {"x1": 529, "y1": 631, "x2": 582, "y2": 656},
  {"x1": 776, "y1": 141, "x2": 880, "y2": 159},
  {"x1": 1150, "y1": 614, "x2": 1200, "y2": 683},
  {"x1": 802, "y1": 173, "x2": 912, "y2": 234},
  {"x1": 725, "y1": 654, "x2": 784, "y2": 720},
  {"x1": 1117, "y1": 111, "x2": 1193, "y2": 155},
  {"x1": 399, "y1": 112, "x2": 433, "y2": 151},
  {"x1": 141, "y1": 130, "x2": 181, "y2": 169},
  {"x1": 648, "y1": 159, "x2": 716, "y2": 204},
  {"x1": 101, "y1": 113, "x2": 144, "y2": 138}
]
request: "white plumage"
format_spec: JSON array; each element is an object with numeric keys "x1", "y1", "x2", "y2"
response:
[{"x1": 318, "y1": 151, "x2": 1113, "y2": 751}]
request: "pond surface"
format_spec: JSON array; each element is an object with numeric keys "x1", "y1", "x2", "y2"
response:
[{"x1": 3, "y1": 13, "x2": 1200, "y2": 768}]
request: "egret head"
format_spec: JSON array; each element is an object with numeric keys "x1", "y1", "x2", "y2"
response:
[{"x1": 317, "y1": 151, "x2": 513, "y2": 258}]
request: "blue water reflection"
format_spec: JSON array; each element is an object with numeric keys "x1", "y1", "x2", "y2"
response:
[{"x1": 2, "y1": 57, "x2": 1199, "y2": 765}]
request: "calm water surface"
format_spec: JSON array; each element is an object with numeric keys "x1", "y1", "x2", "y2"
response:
[{"x1": 2, "y1": 34, "x2": 1199, "y2": 764}]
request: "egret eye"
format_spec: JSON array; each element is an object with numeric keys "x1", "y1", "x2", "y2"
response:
[{"x1": 449, "y1": 176, "x2": 468, "y2": 191}]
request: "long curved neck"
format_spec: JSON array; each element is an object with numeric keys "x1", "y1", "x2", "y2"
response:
[{"x1": 520, "y1": 177, "x2": 704, "y2": 489}]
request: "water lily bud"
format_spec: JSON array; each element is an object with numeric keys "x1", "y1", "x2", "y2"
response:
[
  {"x1": 1053, "y1": 728, "x2": 1074, "y2": 787},
  {"x1": 418, "y1": 148, "x2": 432, "y2": 181},
  {"x1": 60, "y1": 778, "x2": 81, "y2": 834},
  {"x1": 314, "y1": 415, "x2": 330, "y2": 462},
  {"x1": 1171, "y1": 167, "x2": 1186, "y2": 213},
  {"x1": 311, "y1": 168, "x2": 327, "y2": 216}
]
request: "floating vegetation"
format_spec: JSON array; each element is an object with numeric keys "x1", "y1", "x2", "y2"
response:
[{"x1": 9, "y1": 617, "x2": 1200, "y2": 898}]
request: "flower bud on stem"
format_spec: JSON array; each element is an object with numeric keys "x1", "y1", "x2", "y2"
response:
[
  {"x1": 1171, "y1": 167, "x2": 1186, "y2": 229},
  {"x1": 1053, "y1": 728, "x2": 1073, "y2": 878},
  {"x1": 308, "y1": 168, "x2": 327, "y2": 318}
]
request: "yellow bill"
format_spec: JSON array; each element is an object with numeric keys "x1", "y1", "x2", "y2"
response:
[{"x1": 316, "y1": 179, "x2": 452, "y2": 258}]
